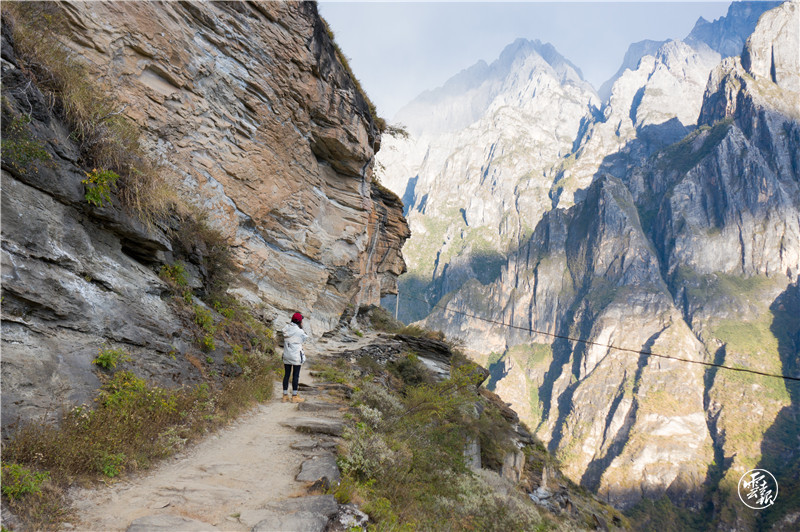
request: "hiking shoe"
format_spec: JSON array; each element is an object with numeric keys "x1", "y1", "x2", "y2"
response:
[
  {"x1": 291, "y1": 395, "x2": 305, "y2": 403},
  {"x1": 282, "y1": 395, "x2": 290, "y2": 403}
]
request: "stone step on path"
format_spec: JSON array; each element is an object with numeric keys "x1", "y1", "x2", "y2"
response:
[
  {"x1": 241, "y1": 494, "x2": 338, "y2": 531},
  {"x1": 296, "y1": 453, "x2": 340, "y2": 485},
  {"x1": 280, "y1": 416, "x2": 345, "y2": 436},
  {"x1": 298, "y1": 400, "x2": 348, "y2": 413},
  {"x1": 67, "y1": 375, "x2": 364, "y2": 532},
  {"x1": 127, "y1": 515, "x2": 217, "y2": 531}
]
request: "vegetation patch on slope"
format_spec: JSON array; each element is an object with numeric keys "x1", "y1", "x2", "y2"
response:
[
  {"x1": 314, "y1": 307, "x2": 630, "y2": 531},
  {"x1": 3, "y1": 328, "x2": 278, "y2": 530},
  {"x1": 654, "y1": 117, "x2": 734, "y2": 177},
  {"x1": 4, "y1": 219, "x2": 276, "y2": 529},
  {"x1": 2, "y1": 2, "x2": 174, "y2": 223},
  {"x1": 627, "y1": 495, "x2": 710, "y2": 531}
]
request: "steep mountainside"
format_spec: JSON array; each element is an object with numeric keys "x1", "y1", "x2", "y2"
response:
[
  {"x1": 551, "y1": 1, "x2": 778, "y2": 212},
  {"x1": 597, "y1": 39, "x2": 665, "y2": 102},
  {"x1": 552, "y1": 39, "x2": 722, "y2": 208},
  {"x1": 379, "y1": 1, "x2": 799, "y2": 527},
  {"x1": 596, "y1": 2, "x2": 778, "y2": 123},
  {"x1": 379, "y1": 39, "x2": 599, "y2": 322},
  {"x1": 52, "y1": 1, "x2": 409, "y2": 330},
  {"x1": 379, "y1": 2, "x2": 780, "y2": 328},
  {"x1": 686, "y1": 1, "x2": 782, "y2": 57},
  {"x1": 1, "y1": 2, "x2": 408, "y2": 432}
]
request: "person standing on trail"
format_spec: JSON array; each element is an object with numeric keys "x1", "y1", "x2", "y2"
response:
[{"x1": 282, "y1": 312, "x2": 308, "y2": 403}]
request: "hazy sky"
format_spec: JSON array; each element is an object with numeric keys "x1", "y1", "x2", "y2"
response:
[{"x1": 318, "y1": 1, "x2": 734, "y2": 120}]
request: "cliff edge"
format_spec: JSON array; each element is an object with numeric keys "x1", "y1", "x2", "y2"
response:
[{"x1": 1, "y1": 1, "x2": 408, "y2": 433}]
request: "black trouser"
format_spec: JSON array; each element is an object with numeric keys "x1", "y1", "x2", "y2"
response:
[{"x1": 283, "y1": 364, "x2": 301, "y2": 394}]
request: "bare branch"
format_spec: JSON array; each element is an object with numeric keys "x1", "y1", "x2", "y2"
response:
[{"x1": 97, "y1": 104, "x2": 128, "y2": 122}]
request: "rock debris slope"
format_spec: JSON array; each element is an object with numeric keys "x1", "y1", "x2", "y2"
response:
[
  {"x1": 379, "y1": 0, "x2": 800, "y2": 525},
  {"x1": 1, "y1": 1, "x2": 408, "y2": 430}
]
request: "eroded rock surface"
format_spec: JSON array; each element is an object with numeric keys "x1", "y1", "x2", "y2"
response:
[
  {"x1": 1, "y1": 1, "x2": 408, "y2": 431},
  {"x1": 53, "y1": 1, "x2": 408, "y2": 332}
]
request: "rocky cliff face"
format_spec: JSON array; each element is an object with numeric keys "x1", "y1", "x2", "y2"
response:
[
  {"x1": 686, "y1": 1, "x2": 782, "y2": 58},
  {"x1": 379, "y1": 38, "x2": 599, "y2": 322},
  {"x1": 380, "y1": 0, "x2": 799, "y2": 525},
  {"x1": 53, "y1": 1, "x2": 408, "y2": 330},
  {"x1": 1, "y1": 2, "x2": 408, "y2": 432},
  {"x1": 424, "y1": 174, "x2": 716, "y2": 509},
  {"x1": 552, "y1": 39, "x2": 722, "y2": 209},
  {"x1": 550, "y1": 1, "x2": 778, "y2": 215}
]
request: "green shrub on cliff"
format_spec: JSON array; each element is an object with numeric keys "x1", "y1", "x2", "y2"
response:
[
  {"x1": 387, "y1": 352, "x2": 434, "y2": 387},
  {"x1": 92, "y1": 347, "x2": 130, "y2": 370},
  {"x1": 0, "y1": 111, "x2": 52, "y2": 175},
  {"x1": 0, "y1": 462, "x2": 67, "y2": 530},
  {"x1": 169, "y1": 211, "x2": 237, "y2": 301},
  {"x1": 1, "y1": 464, "x2": 49, "y2": 500},
  {"x1": 81, "y1": 168, "x2": 120, "y2": 207},
  {"x1": 159, "y1": 262, "x2": 189, "y2": 289}
]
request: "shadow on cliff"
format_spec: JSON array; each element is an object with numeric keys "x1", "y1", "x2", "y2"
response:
[
  {"x1": 551, "y1": 116, "x2": 693, "y2": 209},
  {"x1": 578, "y1": 332, "x2": 662, "y2": 492},
  {"x1": 394, "y1": 250, "x2": 510, "y2": 325},
  {"x1": 401, "y1": 112, "x2": 689, "y2": 327},
  {"x1": 755, "y1": 279, "x2": 800, "y2": 529}
]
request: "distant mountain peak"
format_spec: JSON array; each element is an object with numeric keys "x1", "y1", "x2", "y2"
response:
[
  {"x1": 394, "y1": 38, "x2": 592, "y2": 134},
  {"x1": 597, "y1": 39, "x2": 667, "y2": 101},
  {"x1": 496, "y1": 38, "x2": 586, "y2": 82},
  {"x1": 685, "y1": 0, "x2": 781, "y2": 57},
  {"x1": 598, "y1": 1, "x2": 779, "y2": 103}
]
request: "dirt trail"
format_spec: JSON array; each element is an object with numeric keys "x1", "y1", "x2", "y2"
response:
[{"x1": 67, "y1": 336, "x2": 365, "y2": 531}]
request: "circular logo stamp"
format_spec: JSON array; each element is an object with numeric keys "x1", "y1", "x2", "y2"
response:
[{"x1": 738, "y1": 469, "x2": 778, "y2": 509}]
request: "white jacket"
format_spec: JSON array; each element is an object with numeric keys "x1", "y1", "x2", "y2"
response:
[{"x1": 282, "y1": 322, "x2": 308, "y2": 365}]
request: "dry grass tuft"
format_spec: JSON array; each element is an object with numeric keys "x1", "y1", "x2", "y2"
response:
[
  {"x1": 3, "y1": 2, "x2": 176, "y2": 224},
  {"x1": 3, "y1": 346, "x2": 278, "y2": 529}
]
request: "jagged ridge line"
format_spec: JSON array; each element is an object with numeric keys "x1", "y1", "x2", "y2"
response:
[{"x1": 401, "y1": 294, "x2": 800, "y2": 383}]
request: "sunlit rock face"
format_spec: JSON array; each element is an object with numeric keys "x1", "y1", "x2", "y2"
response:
[
  {"x1": 1, "y1": 1, "x2": 408, "y2": 431},
  {"x1": 379, "y1": 0, "x2": 799, "y2": 521},
  {"x1": 379, "y1": 39, "x2": 600, "y2": 324},
  {"x1": 55, "y1": 1, "x2": 409, "y2": 331}
]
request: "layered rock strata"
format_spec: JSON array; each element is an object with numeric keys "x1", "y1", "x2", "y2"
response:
[
  {"x1": 54, "y1": 0, "x2": 408, "y2": 332},
  {"x1": 1, "y1": 1, "x2": 408, "y2": 431}
]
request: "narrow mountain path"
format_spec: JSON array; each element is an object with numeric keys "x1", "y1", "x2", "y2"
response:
[{"x1": 66, "y1": 335, "x2": 370, "y2": 532}]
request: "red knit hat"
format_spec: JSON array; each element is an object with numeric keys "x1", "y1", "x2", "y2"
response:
[{"x1": 291, "y1": 312, "x2": 303, "y2": 323}]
